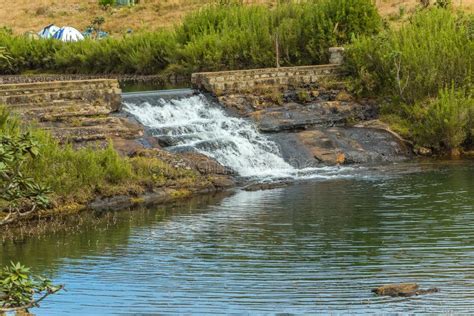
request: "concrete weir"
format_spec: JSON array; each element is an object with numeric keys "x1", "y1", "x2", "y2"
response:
[
  {"x1": 191, "y1": 64, "x2": 343, "y2": 95},
  {"x1": 0, "y1": 79, "x2": 143, "y2": 146},
  {"x1": 191, "y1": 47, "x2": 345, "y2": 95}
]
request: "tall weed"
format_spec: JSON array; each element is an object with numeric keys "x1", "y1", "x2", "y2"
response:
[{"x1": 345, "y1": 8, "x2": 473, "y2": 103}]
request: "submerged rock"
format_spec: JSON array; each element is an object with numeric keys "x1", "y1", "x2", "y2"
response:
[{"x1": 372, "y1": 283, "x2": 440, "y2": 297}]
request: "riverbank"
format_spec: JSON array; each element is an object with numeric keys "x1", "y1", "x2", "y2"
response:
[{"x1": 0, "y1": 100, "x2": 235, "y2": 232}]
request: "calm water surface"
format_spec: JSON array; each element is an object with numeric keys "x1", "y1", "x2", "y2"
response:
[{"x1": 2, "y1": 161, "x2": 474, "y2": 314}]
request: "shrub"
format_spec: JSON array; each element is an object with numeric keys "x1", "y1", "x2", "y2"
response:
[
  {"x1": 0, "y1": 30, "x2": 60, "y2": 74},
  {"x1": 0, "y1": 262, "x2": 63, "y2": 312},
  {"x1": 345, "y1": 8, "x2": 473, "y2": 104},
  {"x1": 0, "y1": 109, "x2": 50, "y2": 226},
  {"x1": 0, "y1": 0, "x2": 382, "y2": 75},
  {"x1": 0, "y1": 108, "x2": 133, "y2": 216},
  {"x1": 0, "y1": 108, "x2": 200, "y2": 224},
  {"x1": 177, "y1": 0, "x2": 382, "y2": 71},
  {"x1": 409, "y1": 87, "x2": 474, "y2": 151},
  {"x1": 99, "y1": 0, "x2": 116, "y2": 8}
]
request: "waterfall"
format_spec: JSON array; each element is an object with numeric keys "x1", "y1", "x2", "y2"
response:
[{"x1": 123, "y1": 92, "x2": 347, "y2": 180}]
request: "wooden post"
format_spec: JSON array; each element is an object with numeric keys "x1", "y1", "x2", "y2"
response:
[{"x1": 275, "y1": 32, "x2": 280, "y2": 68}]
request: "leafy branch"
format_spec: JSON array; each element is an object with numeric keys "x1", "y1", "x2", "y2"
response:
[
  {"x1": 0, "y1": 262, "x2": 64, "y2": 312},
  {"x1": 0, "y1": 129, "x2": 51, "y2": 226}
]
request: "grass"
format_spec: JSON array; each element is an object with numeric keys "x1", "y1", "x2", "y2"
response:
[
  {"x1": 0, "y1": 107, "x2": 200, "y2": 216},
  {"x1": 345, "y1": 7, "x2": 474, "y2": 154},
  {"x1": 1, "y1": 0, "x2": 473, "y2": 36},
  {"x1": 0, "y1": 0, "x2": 382, "y2": 75}
]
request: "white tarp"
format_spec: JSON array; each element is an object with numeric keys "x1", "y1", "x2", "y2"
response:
[
  {"x1": 52, "y1": 26, "x2": 85, "y2": 42},
  {"x1": 38, "y1": 24, "x2": 60, "y2": 39}
]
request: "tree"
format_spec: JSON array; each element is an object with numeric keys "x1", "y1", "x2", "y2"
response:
[
  {"x1": 0, "y1": 262, "x2": 63, "y2": 313},
  {"x1": 0, "y1": 110, "x2": 51, "y2": 226}
]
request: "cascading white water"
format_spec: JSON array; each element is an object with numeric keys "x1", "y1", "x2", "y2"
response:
[{"x1": 123, "y1": 93, "x2": 347, "y2": 180}]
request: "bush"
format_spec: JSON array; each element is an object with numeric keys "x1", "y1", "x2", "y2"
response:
[
  {"x1": 0, "y1": 108, "x2": 133, "y2": 217},
  {"x1": 345, "y1": 8, "x2": 473, "y2": 103},
  {"x1": 408, "y1": 87, "x2": 474, "y2": 151},
  {"x1": 0, "y1": 30, "x2": 60, "y2": 74},
  {"x1": 0, "y1": 262, "x2": 63, "y2": 312},
  {"x1": 177, "y1": 0, "x2": 382, "y2": 72},
  {"x1": 0, "y1": 0, "x2": 382, "y2": 75},
  {"x1": 345, "y1": 8, "x2": 473, "y2": 152},
  {"x1": 0, "y1": 108, "x2": 200, "y2": 224},
  {"x1": 99, "y1": 0, "x2": 116, "y2": 8}
]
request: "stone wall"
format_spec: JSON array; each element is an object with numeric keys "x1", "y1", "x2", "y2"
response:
[
  {"x1": 191, "y1": 64, "x2": 343, "y2": 95},
  {"x1": 0, "y1": 74, "x2": 187, "y2": 85},
  {"x1": 0, "y1": 79, "x2": 143, "y2": 146}
]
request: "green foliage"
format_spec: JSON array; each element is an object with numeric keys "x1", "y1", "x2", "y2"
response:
[
  {"x1": 408, "y1": 87, "x2": 474, "y2": 150},
  {"x1": 0, "y1": 46, "x2": 11, "y2": 68},
  {"x1": 0, "y1": 108, "x2": 199, "y2": 222},
  {"x1": 0, "y1": 111, "x2": 51, "y2": 225},
  {"x1": 297, "y1": 90, "x2": 311, "y2": 103},
  {"x1": 99, "y1": 0, "x2": 116, "y2": 9},
  {"x1": 176, "y1": 0, "x2": 382, "y2": 72},
  {"x1": 0, "y1": 109, "x2": 133, "y2": 220},
  {"x1": 0, "y1": 262, "x2": 62, "y2": 310},
  {"x1": 0, "y1": 30, "x2": 60, "y2": 74},
  {"x1": 435, "y1": 0, "x2": 451, "y2": 9},
  {"x1": 345, "y1": 8, "x2": 473, "y2": 103},
  {"x1": 0, "y1": 0, "x2": 381, "y2": 75},
  {"x1": 345, "y1": 8, "x2": 474, "y2": 152}
]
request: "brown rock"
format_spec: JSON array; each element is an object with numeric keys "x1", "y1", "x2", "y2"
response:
[
  {"x1": 372, "y1": 283, "x2": 440, "y2": 297},
  {"x1": 414, "y1": 146, "x2": 432, "y2": 156},
  {"x1": 209, "y1": 175, "x2": 235, "y2": 189},
  {"x1": 296, "y1": 127, "x2": 412, "y2": 165},
  {"x1": 335, "y1": 152, "x2": 346, "y2": 164},
  {"x1": 180, "y1": 152, "x2": 234, "y2": 176}
]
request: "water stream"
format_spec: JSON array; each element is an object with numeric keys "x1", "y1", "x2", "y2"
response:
[
  {"x1": 2, "y1": 161, "x2": 474, "y2": 314},
  {"x1": 123, "y1": 92, "x2": 349, "y2": 180},
  {"x1": 2, "y1": 91, "x2": 474, "y2": 314}
]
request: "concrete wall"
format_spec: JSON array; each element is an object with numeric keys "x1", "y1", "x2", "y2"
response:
[
  {"x1": 0, "y1": 79, "x2": 143, "y2": 145},
  {"x1": 191, "y1": 64, "x2": 343, "y2": 95}
]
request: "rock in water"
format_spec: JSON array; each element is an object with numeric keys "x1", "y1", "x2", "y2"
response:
[{"x1": 372, "y1": 283, "x2": 440, "y2": 297}]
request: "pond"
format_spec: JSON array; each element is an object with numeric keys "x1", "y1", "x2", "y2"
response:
[{"x1": 1, "y1": 161, "x2": 474, "y2": 314}]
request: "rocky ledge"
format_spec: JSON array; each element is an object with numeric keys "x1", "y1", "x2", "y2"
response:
[{"x1": 218, "y1": 83, "x2": 413, "y2": 166}]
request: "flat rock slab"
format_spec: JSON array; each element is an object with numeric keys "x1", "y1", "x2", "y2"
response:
[
  {"x1": 372, "y1": 283, "x2": 440, "y2": 297},
  {"x1": 296, "y1": 127, "x2": 412, "y2": 165},
  {"x1": 251, "y1": 101, "x2": 376, "y2": 132}
]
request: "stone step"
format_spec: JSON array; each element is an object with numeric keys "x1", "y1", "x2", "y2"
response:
[
  {"x1": 7, "y1": 100, "x2": 96, "y2": 109},
  {"x1": 45, "y1": 117, "x2": 144, "y2": 143},
  {"x1": 0, "y1": 88, "x2": 120, "y2": 105},
  {"x1": 10, "y1": 104, "x2": 112, "y2": 121},
  {"x1": 0, "y1": 79, "x2": 119, "y2": 92},
  {"x1": 0, "y1": 82, "x2": 117, "y2": 97}
]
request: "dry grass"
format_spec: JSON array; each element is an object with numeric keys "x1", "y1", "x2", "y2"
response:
[{"x1": 1, "y1": 0, "x2": 473, "y2": 35}]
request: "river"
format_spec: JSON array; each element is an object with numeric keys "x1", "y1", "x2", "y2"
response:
[{"x1": 1, "y1": 161, "x2": 474, "y2": 314}]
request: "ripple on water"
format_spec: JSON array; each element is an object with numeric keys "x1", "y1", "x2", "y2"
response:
[{"x1": 1, "y1": 162, "x2": 474, "y2": 314}]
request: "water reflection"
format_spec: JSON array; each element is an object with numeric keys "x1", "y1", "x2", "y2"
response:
[{"x1": 1, "y1": 162, "x2": 474, "y2": 314}]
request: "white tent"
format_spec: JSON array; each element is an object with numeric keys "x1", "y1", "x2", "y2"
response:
[
  {"x1": 52, "y1": 27, "x2": 85, "y2": 42},
  {"x1": 38, "y1": 24, "x2": 60, "y2": 39}
]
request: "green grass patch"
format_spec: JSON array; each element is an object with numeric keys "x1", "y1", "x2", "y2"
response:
[
  {"x1": 0, "y1": 0, "x2": 382, "y2": 75},
  {"x1": 0, "y1": 107, "x2": 199, "y2": 216}
]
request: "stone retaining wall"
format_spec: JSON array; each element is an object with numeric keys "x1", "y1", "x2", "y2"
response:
[
  {"x1": 1, "y1": 79, "x2": 143, "y2": 145},
  {"x1": 0, "y1": 74, "x2": 187, "y2": 85},
  {"x1": 191, "y1": 64, "x2": 343, "y2": 95}
]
